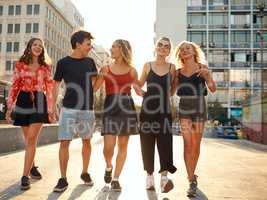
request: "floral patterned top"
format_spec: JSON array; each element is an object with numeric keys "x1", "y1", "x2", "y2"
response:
[{"x1": 7, "y1": 61, "x2": 54, "y2": 112}]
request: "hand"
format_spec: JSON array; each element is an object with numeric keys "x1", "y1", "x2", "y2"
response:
[
  {"x1": 48, "y1": 107, "x2": 59, "y2": 123},
  {"x1": 48, "y1": 111, "x2": 57, "y2": 123},
  {"x1": 5, "y1": 109, "x2": 13, "y2": 124},
  {"x1": 196, "y1": 67, "x2": 210, "y2": 80}
]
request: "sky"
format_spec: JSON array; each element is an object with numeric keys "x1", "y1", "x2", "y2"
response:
[{"x1": 71, "y1": 0, "x2": 156, "y2": 73}]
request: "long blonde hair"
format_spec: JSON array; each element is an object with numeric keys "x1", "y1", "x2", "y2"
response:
[
  {"x1": 114, "y1": 39, "x2": 133, "y2": 67},
  {"x1": 175, "y1": 40, "x2": 206, "y2": 67}
]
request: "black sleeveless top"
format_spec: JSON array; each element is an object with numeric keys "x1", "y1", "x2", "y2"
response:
[
  {"x1": 176, "y1": 65, "x2": 207, "y2": 97},
  {"x1": 140, "y1": 63, "x2": 172, "y2": 121}
]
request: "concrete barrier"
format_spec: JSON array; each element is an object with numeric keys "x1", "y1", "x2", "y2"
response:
[{"x1": 0, "y1": 124, "x2": 59, "y2": 154}]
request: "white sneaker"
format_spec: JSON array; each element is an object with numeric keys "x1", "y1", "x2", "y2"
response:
[
  {"x1": 161, "y1": 176, "x2": 174, "y2": 193},
  {"x1": 146, "y1": 175, "x2": 155, "y2": 190}
]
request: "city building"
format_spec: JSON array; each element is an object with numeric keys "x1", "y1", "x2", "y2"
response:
[
  {"x1": 0, "y1": 0, "x2": 84, "y2": 81},
  {"x1": 155, "y1": 0, "x2": 267, "y2": 121}
]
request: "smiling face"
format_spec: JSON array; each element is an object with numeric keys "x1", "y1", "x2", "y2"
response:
[
  {"x1": 110, "y1": 41, "x2": 122, "y2": 59},
  {"x1": 31, "y1": 39, "x2": 44, "y2": 58},
  {"x1": 155, "y1": 38, "x2": 171, "y2": 58},
  {"x1": 76, "y1": 38, "x2": 92, "y2": 57},
  {"x1": 179, "y1": 43, "x2": 196, "y2": 61}
]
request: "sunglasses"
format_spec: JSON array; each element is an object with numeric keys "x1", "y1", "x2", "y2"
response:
[{"x1": 157, "y1": 42, "x2": 171, "y2": 49}]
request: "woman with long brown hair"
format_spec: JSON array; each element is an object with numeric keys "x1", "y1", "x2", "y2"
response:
[
  {"x1": 5, "y1": 38, "x2": 54, "y2": 190},
  {"x1": 172, "y1": 41, "x2": 216, "y2": 197}
]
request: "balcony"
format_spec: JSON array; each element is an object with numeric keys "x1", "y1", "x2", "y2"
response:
[
  {"x1": 253, "y1": 62, "x2": 267, "y2": 68},
  {"x1": 252, "y1": 82, "x2": 267, "y2": 89},
  {"x1": 187, "y1": 24, "x2": 206, "y2": 29},
  {"x1": 231, "y1": 62, "x2": 250, "y2": 68},
  {"x1": 231, "y1": 43, "x2": 250, "y2": 48},
  {"x1": 230, "y1": 81, "x2": 251, "y2": 88},
  {"x1": 187, "y1": 6, "x2": 206, "y2": 11},
  {"x1": 209, "y1": 24, "x2": 229, "y2": 29},
  {"x1": 253, "y1": 42, "x2": 267, "y2": 48},
  {"x1": 209, "y1": 62, "x2": 229, "y2": 68},
  {"x1": 209, "y1": 42, "x2": 229, "y2": 48},
  {"x1": 216, "y1": 81, "x2": 229, "y2": 88},
  {"x1": 231, "y1": 24, "x2": 251, "y2": 29},
  {"x1": 253, "y1": 24, "x2": 267, "y2": 29},
  {"x1": 231, "y1": 5, "x2": 251, "y2": 10},
  {"x1": 208, "y1": 5, "x2": 228, "y2": 11}
]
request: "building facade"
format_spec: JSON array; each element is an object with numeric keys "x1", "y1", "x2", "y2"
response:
[
  {"x1": 155, "y1": 0, "x2": 267, "y2": 120},
  {"x1": 0, "y1": 0, "x2": 84, "y2": 80}
]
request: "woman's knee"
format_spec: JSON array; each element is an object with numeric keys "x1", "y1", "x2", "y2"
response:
[{"x1": 26, "y1": 135, "x2": 38, "y2": 146}]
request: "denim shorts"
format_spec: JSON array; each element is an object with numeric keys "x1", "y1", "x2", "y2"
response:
[{"x1": 58, "y1": 107, "x2": 95, "y2": 140}]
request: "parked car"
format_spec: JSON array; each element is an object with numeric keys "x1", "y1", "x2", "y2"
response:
[{"x1": 214, "y1": 126, "x2": 238, "y2": 139}]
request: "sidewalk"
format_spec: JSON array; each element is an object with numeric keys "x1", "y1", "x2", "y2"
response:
[{"x1": 0, "y1": 136, "x2": 267, "y2": 200}]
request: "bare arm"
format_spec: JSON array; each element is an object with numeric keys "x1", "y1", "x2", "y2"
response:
[
  {"x1": 206, "y1": 73, "x2": 216, "y2": 93},
  {"x1": 169, "y1": 64, "x2": 177, "y2": 96},
  {"x1": 138, "y1": 62, "x2": 150, "y2": 87},
  {"x1": 52, "y1": 81, "x2": 61, "y2": 112},
  {"x1": 199, "y1": 64, "x2": 216, "y2": 93},
  {"x1": 93, "y1": 67, "x2": 106, "y2": 92},
  {"x1": 171, "y1": 69, "x2": 179, "y2": 96},
  {"x1": 131, "y1": 68, "x2": 144, "y2": 96}
]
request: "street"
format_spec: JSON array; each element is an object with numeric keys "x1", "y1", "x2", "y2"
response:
[{"x1": 0, "y1": 133, "x2": 267, "y2": 200}]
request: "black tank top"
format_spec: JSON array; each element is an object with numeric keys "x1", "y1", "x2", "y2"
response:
[
  {"x1": 142, "y1": 62, "x2": 172, "y2": 115},
  {"x1": 176, "y1": 65, "x2": 207, "y2": 97}
]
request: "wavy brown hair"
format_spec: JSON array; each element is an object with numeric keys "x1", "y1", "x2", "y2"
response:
[
  {"x1": 175, "y1": 40, "x2": 206, "y2": 67},
  {"x1": 19, "y1": 38, "x2": 50, "y2": 67}
]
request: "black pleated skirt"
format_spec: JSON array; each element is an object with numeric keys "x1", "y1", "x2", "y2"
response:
[{"x1": 101, "y1": 94, "x2": 138, "y2": 136}]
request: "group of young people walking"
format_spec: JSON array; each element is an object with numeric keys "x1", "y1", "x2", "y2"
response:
[{"x1": 5, "y1": 30, "x2": 216, "y2": 197}]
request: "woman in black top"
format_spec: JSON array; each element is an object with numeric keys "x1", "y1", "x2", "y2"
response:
[
  {"x1": 139, "y1": 37, "x2": 177, "y2": 193},
  {"x1": 172, "y1": 41, "x2": 216, "y2": 197}
]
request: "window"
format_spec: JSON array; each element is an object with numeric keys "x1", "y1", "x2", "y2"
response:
[
  {"x1": 6, "y1": 42, "x2": 12, "y2": 52},
  {"x1": 13, "y1": 42, "x2": 19, "y2": 52},
  {"x1": 0, "y1": 42, "x2": 1, "y2": 52},
  {"x1": 8, "y1": 5, "x2": 14, "y2": 15},
  {"x1": 0, "y1": 24, "x2": 2, "y2": 34},
  {"x1": 254, "y1": 31, "x2": 267, "y2": 42},
  {"x1": 231, "y1": 52, "x2": 247, "y2": 62},
  {"x1": 209, "y1": 50, "x2": 229, "y2": 63},
  {"x1": 27, "y1": 5, "x2": 33, "y2": 15},
  {"x1": 15, "y1": 5, "x2": 21, "y2": 15},
  {"x1": 0, "y1": 6, "x2": 3, "y2": 16},
  {"x1": 33, "y1": 23, "x2": 39, "y2": 33},
  {"x1": 231, "y1": 31, "x2": 250, "y2": 43},
  {"x1": 188, "y1": 0, "x2": 206, "y2": 6},
  {"x1": 210, "y1": 0, "x2": 227, "y2": 5},
  {"x1": 34, "y1": 4, "x2": 40, "y2": 15},
  {"x1": 26, "y1": 23, "x2": 31, "y2": 33},
  {"x1": 231, "y1": 0, "x2": 250, "y2": 5},
  {"x1": 188, "y1": 31, "x2": 206, "y2": 44},
  {"x1": 210, "y1": 13, "x2": 228, "y2": 25},
  {"x1": 231, "y1": 14, "x2": 250, "y2": 25},
  {"x1": 7, "y1": 24, "x2": 13, "y2": 33},
  {"x1": 209, "y1": 31, "x2": 228, "y2": 43},
  {"x1": 6, "y1": 61, "x2": 12, "y2": 71},
  {"x1": 188, "y1": 13, "x2": 206, "y2": 25},
  {"x1": 14, "y1": 24, "x2": 20, "y2": 33}
]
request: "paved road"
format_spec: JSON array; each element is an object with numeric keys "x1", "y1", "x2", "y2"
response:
[{"x1": 0, "y1": 133, "x2": 267, "y2": 200}]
